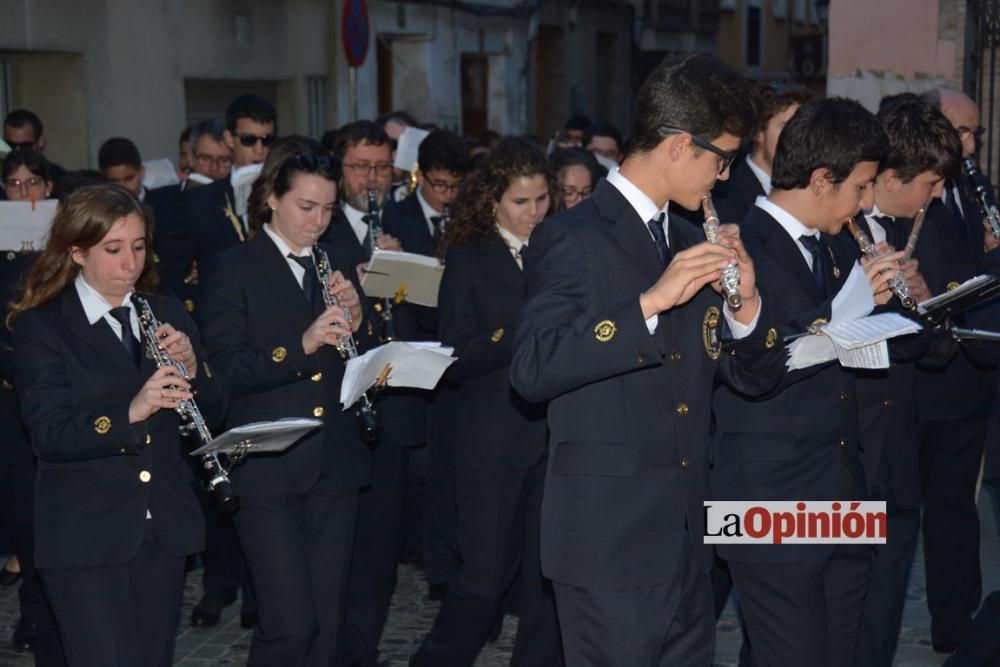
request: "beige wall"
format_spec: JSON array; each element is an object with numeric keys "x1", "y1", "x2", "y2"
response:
[{"x1": 827, "y1": 0, "x2": 958, "y2": 109}]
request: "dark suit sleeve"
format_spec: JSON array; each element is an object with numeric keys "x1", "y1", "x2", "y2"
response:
[
  {"x1": 13, "y1": 312, "x2": 146, "y2": 462},
  {"x1": 511, "y1": 220, "x2": 676, "y2": 403},
  {"x1": 438, "y1": 246, "x2": 512, "y2": 383},
  {"x1": 199, "y1": 258, "x2": 320, "y2": 397}
]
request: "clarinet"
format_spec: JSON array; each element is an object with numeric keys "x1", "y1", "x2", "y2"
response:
[
  {"x1": 366, "y1": 190, "x2": 397, "y2": 340},
  {"x1": 701, "y1": 195, "x2": 742, "y2": 309},
  {"x1": 962, "y1": 157, "x2": 1000, "y2": 241},
  {"x1": 131, "y1": 295, "x2": 239, "y2": 512},
  {"x1": 845, "y1": 218, "x2": 916, "y2": 310},
  {"x1": 313, "y1": 246, "x2": 380, "y2": 445}
]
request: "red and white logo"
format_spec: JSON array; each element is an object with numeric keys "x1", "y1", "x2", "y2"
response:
[{"x1": 703, "y1": 501, "x2": 887, "y2": 544}]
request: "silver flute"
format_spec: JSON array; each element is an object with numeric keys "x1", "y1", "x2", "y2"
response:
[
  {"x1": 845, "y1": 219, "x2": 916, "y2": 310},
  {"x1": 701, "y1": 195, "x2": 742, "y2": 309},
  {"x1": 312, "y1": 246, "x2": 379, "y2": 444},
  {"x1": 962, "y1": 157, "x2": 1000, "y2": 241},
  {"x1": 131, "y1": 295, "x2": 238, "y2": 511}
]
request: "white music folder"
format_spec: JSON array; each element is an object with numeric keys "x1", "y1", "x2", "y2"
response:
[
  {"x1": 341, "y1": 341, "x2": 456, "y2": 409},
  {"x1": 361, "y1": 250, "x2": 444, "y2": 307},
  {"x1": 0, "y1": 199, "x2": 58, "y2": 251}
]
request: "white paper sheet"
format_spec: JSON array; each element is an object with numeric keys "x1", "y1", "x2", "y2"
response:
[
  {"x1": 360, "y1": 250, "x2": 445, "y2": 307},
  {"x1": 341, "y1": 341, "x2": 456, "y2": 409}
]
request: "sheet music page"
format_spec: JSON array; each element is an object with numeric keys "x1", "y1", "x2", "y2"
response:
[
  {"x1": 361, "y1": 250, "x2": 445, "y2": 307},
  {"x1": 823, "y1": 312, "x2": 922, "y2": 350},
  {"x1": 786, "y1": 334, "x2": 837, "y2": 370},
  {"x1": 830, "y1": 261, "x2": 875, "y2": 324},
  {"x1": 833, "y1": 340, "x2": 890, "y2": 369},
  {"x1": 341, "y1": 341, "x2": 457, "y2": 408}
]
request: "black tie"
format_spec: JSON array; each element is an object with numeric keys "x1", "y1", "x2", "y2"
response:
[
  {"x1": 288, "y1": 254, "x2": 321, "y2": 311},
  {"x1": 647, "y1": 213, "x2": 671, "y2": 269},
  {"x1": 429, "y1": 216, "x2": 443, "y2": 244},
  {"x1": 109, "y1": 306, "x2": 141, "y2": 368},
  {"x1": 798, "y1": 234, "x2": 829, "y2": 297}
]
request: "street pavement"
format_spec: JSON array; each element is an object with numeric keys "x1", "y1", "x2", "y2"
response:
[{"x1": 0, "y1": 498, "x2": 993, "y2": 666}]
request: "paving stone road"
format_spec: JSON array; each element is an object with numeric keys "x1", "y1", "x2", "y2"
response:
[{"x1": 0, "y1": 499, "x2": 993, "y2": 666}]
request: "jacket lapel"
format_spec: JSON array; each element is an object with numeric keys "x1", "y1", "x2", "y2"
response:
[
  {"x1": 592, "y1": 180, "x2": 664, "y2": 284},
  {"x1": 246, "y1": 232, "x2": 315, "y2": 325},
  {"x1": 481, "y1": 236, "x2": 524, "y2": 291},
  {"x1": 60, "y1": 288, "x2": 139, "y2": 377}
]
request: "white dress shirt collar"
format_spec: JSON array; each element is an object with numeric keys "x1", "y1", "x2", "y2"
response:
[
  {"x1": 343, "y1": 202, "x2": 369, "y2": 246},
  {"x1": 745, "y1": 154, "x2": 773, "y2": 195},
  {"x1": 755, "y1": 196, "x2": 818, "y2": 269},
  {"x1": 74, "y1": 273, "x2": 139, "y2": 339},
  {"x1": 495, "y1": 224, "x2": 527, "y2": 269},
  {"x1": 606, "y1": 167, "x2": 670, "y2": 245}
]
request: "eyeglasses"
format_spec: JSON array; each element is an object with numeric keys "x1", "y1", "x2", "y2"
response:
[
  {"x1": 194, "y1": 153, "x2": 234, "y2": 168},
  {"x1": 561, "y1": 185, "x2": 592, "y2": 200},
  {"x1": 957, "y1": 126, "x2": 986, "y2": 140},
  {"x1": 425, "y1": 177, "x2": 461, "y2": 194},
  {"x1": 658, "y1": 126, "x2": 737, "y2": 175},
  {"x1": 5, "y1": 141, "x2": 35, "y2": 151},
  {"x1": 236, "y1": 132, "x2": 278, "y2": 148},
  {"x1": 4, "y1": 176, "x2": 45, "y2": 191},
  {"x1": 343, "y1": 162, "x2": 393, "y2": 177}
]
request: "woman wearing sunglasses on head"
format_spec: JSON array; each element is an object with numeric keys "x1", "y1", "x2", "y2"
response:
[{"x1": 9, "y1": 184, "x2": 225, "y2": 666}]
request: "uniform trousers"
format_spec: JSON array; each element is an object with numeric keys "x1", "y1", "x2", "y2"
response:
[
  {"x1": 234, "y1": 477, "x2": 359, "y2": 667},
  {"x1": 411, "y1": 458, "x2": 561, "y2": 666},
  {"x1": 40, "y1": 520, "x2": 185, "y2": 667},
  {"x1": 344, "y1": 438, "x2": 410, "y2": 663},
  {"x1": 918, "y1": 413, "x2": 989, "y2": 646},
  {"x1": 553, "y1": 533, "x2": 713, "y2": 667},
  {"x1": 728, "y1": 545, "x2": 871, "y2": 667}
]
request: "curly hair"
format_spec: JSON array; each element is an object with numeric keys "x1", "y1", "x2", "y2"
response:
[{"x1": 439, "y1": 136, "x2": 559, "y2": 258}]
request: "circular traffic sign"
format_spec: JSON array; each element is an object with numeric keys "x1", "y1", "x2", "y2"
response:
[{"x1": 342, "y1": 0, "x2": 369, "y2": 68}]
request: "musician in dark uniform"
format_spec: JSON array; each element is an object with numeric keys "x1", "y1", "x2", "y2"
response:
[
  {"x1": 917, "y1": 87, "x2": 1000, "y2": 652},
  {"x1": 510, "y1": 54, "x2": 785, "y2": 665},
  {"x1": 0, "y1": 148, "x2": 64, "y2": 663},
  {"x1": 409, "y1": 137, "x2": 563, "y2": 666},
  {"x1": 9, "y1": 184, "x2": 224, "y2": 666},
  {"x1": 319, "y1": 121, "x2": 439, "y2": 667},
  {"x1": 712, "y1": 84, "x2": 812, "y2": 223},
  {"x1": 198, "y1": 137, "x2": 373, "y2": 666},
  {"x1": 711, "y1": 98, "x2": 904, "y2": 667},
  {"x1": 850, "y1": 96, "x2": 961, "y2": 667}
]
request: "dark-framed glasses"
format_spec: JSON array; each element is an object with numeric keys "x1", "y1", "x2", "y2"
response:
[
  {"x1": 658, "y1": 126, "x2": 737, "y2": 175},
  {"x1": 957, "y1": 125, "x2": 986, "y2": 140},
  {"x1": 194, "y1": 153, "x2": 234, "y2": 168},
  {"x1": 343, "y1": 161, "x2": 393, "y2": 177},
  {"x1": 426, "y1": 177, "x2": 461, "y2": 194},
  {"x1": 561, "y1": 185, "x2": 593, "y2": 200},
  {"x1": 4, "y1": 176, "x2": 44, "y2": 191}
]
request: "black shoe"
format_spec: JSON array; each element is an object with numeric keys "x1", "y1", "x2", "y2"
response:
[
  {"x1": 239, "y1": 610, "x2": 257, "y2": 630},
  {"x1": 427, "y1": 583, "x2": 447, "y2": 602},
  {"x1": 191, "y1": 594, "x2": 233, "y2": 628},
  {"x1": 0, "y1": 568, "x2": 21, "y2": 587},
  {"x1": 11, "y1": 617, "x2": 35, "y2": 653}
]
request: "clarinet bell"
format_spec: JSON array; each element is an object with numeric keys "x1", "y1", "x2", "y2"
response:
[
  {"x1": 357, "y1": 403, "x2": 380, "y2": 446},
  {"x1": 210, "y1": 478, "x2": 240, "y2": 513}
]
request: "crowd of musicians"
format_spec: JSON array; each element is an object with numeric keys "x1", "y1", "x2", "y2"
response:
[{"x1": 1, "y1": 52, "x2": 999, "y2": 667}]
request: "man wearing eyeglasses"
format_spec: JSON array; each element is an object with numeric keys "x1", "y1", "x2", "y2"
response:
[
  {"x1": 910, "y1": 87, "x2": 1000, "y2": 655},
  {"x1": 510, "y1": 54, "x2": 785, "y2": 666},
  {"x1": 383, "y1": 129, "x2": 470, "y2": 257}
]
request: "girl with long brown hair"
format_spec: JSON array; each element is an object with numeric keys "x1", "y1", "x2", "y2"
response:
[{"x1": 10, "y1": 184, "x2": 224, "y2": 666}]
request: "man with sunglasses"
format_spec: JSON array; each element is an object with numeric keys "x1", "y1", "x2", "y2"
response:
[
  {"x1": 3, "y1": 109, "x2": 66, "y2": 196},
  {"x1": 510, "y1": 54, "x2": 785, "y2": 666}
]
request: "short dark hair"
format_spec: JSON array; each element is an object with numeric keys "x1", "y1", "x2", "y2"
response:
[
  {"x1": 876, "y1": 98, "x2": 961, "y2": 182},
  {"x1": 583, "y1": 122, "x2": 624, "y2": 151},
  {"x1": 3, "y1": 109, "x2": 43, "y2": 139},
  {"x1": 549, "y1": 147, "x2": 607, "y2": 185},
  {"x1": 2, "y1": 148, "x2": 50, "y2": 182},
  {"x1": 754, "y1": 83, "x2": 813, "y2": 135},
  {"x1": 247, "y1": 136, "x2": 341, "y2": 231},
  {"x1": 58, "y1": 169, "x2": 108, "y2": 201},
  {"x1": 320, "y1": 128, "x2": 339, "y2": 152},
  {"x1": 771, "y1": 98, "x2": 888, "y2": 190},
  {"x1": 98, "y1": 137, "x2": 143, "y2": 171},
  {"x1": 331, "y1": 121, "x2": 390, "y2": 160},
  {"x1": 879, "y1": 92, "x2": 921, "y2": 114},
  {"x1": 629, "y1": 53, "x2": 757, "y2": 156},
  {"x1": 189, "y1": 118, "x2": 226, "y2": 149},
  {"x1": 564, "y1": 114, "x2": 591, "y2": 131},
  {"x1": 179, "y1": 126, "x2": 191, "y2": 144},
  {"x1": 418, "y1": 129, "x2": 471, "y2": 176},
  {"x1": 225, "y1": 94, "x2": 277, "y2": 133}
]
